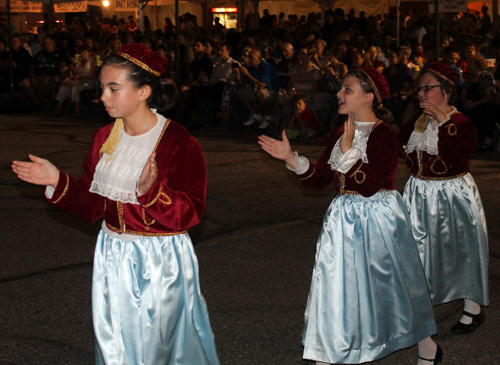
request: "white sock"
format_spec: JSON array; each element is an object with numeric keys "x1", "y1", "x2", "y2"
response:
[
  {"x1": 460, "y1": 299, "x2": 481, "y2": 324},
  {"x1": 417, "y1": 336, "x2": 438, "y2": 364}
]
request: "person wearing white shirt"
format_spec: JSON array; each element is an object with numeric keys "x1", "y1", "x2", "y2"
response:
[{"x1": 210, "y1": 43, "x2": 239, "y2": 126}]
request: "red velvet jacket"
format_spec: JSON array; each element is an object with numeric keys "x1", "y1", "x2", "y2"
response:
[
  {"x1": 297, "y1": 121, "x2": 399, "y2": 197},
  {"x1": 398, "y1": 112, "x2": 476, "y2": 179},
  {"x1": 46, "y1": 120, "x2": 207, "y2": 236}
]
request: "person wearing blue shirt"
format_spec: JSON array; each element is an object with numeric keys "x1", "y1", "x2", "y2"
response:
[{"x1": 235, "y1": 49, "x2": 281, "y2": 129}]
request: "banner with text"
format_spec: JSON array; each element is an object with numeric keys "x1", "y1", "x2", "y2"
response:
[
  {"x1": 115, "y1": 0, "x2": 138, "y2": 11},
  {"x1": 54, "y1": 1, "x2": 88, "y2": 13},
  {"x1": 429, "y1": 0, "x2": 468, "y2": 13},
  {"x1": 0, "y1": 0, "x2": 42, "y2": 13}
]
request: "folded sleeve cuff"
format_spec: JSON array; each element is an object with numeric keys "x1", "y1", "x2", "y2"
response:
[
  {"x1": 286, "y1": 152, "x2": 310, "y2": 175},
  {"x1": 45, "y1": 170, "x2": 69, "y2": 204}
]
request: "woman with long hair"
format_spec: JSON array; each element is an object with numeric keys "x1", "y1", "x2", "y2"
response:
[{"x1": 259, "y1": 67, "x2": 441, "y2": 365}]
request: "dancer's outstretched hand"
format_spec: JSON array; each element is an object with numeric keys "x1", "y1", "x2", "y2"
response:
[
  {"x1": 12, "y1": 154, "x2": 60, "y2": 188},
  {"x1": 258, "y1": 130, "x2": 297, "y2": 168}
]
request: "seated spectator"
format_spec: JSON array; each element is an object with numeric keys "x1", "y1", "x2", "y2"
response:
[
  {"x1": 441, "y1": 45, "x2": 463, "y2": 82},
  {"x1": 236, "y1": 49, "x2": 281, "y2": 128},
  {"x1": 16, "y1": 32, "x2": 33, "y2": 58},
  {"x1": 382, "y1": 47, "x2": 415, "y2": 122},
  {"x1": 285, "y1": 93, "x2": 320, "y2": 141},
  {"x1": 209, "y1": 42, "x2": 238, "y2": 124},
  {"x1": 323, "y1": 45, "x2": 348, "y2": 84},
  {"x1": 313, "y1": 45, "x2": 348, "y2": 132},
  {"x1": 28, "y1": 33, "x2": 42, "y2": 57},
  {"x1": 408, "y1": 17, "x2": 427, "y2": 44},
  {"x1": 180, "y1": 38, "x2": 214, "y2": 122},
  {"x1": 85, "y1": 37, "x2": 98, "y2": 56},
  {"x1": 239, "y1": 47, "x2": 253, "y2": 67},
  {"x1": 458, "y1": 41, "x2": 476, "y2": 78},
  {"x1": 18, "y1": 35, "x2": 73, "y2": 105},
  {"x1": 102, "y1": 38, "x2": 122, "y2": 58},
  {"x1": 53, "y1": 45, "x2": 96, "y2": 117},
  {"x1": 272, "y1": 45, "x2": 320, "y2": 131},
  {"x1": 289, "y1": 46, "x2": 321, "y2": 95},
  {"x1": 313, "y1": 39, "x2": 330, "y2": 68},
  {"x1": 0, "y1": 33, "x2": 32, "y2": 94},
  {"x1": 127, "y1": 16, "x2": 137, "y2": 32},
  {"x1": 350, "y1": 49, "x2": 368, "y2": 69},
  {"x1": 156, "y1": 44, "x2": 173, "y2": 77},
  {"x1": 479, "y1": 36, "x2": 497, "y2": 59},
  {"x1": 205, "y1": 40, "x2": 217, "y2": 64},
  {"x1": 366, "y1": 45, "x2": 385, "y2": 73},
  {"x1": 409, "y1": 50, "x2": 425, "y2": 77},
  {"x1": 275, "y1": 42, "x2": 300, "y2": 86},
  {"x1": 180, "y1": 38, "x2": 213, "y2": 95},
  {"x1": 461, "y1": 54, "x2": 497, "y2": 151}
]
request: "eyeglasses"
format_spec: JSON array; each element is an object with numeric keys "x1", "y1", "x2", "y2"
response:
[{"x1": 414, "y1": 85, "x2": 441, "y2": 93}]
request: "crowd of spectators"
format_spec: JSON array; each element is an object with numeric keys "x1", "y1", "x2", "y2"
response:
[{"x1": 1, "y1": 6, "x2": 500, "y2": 150}]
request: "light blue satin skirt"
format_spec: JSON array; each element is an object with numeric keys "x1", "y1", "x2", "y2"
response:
[
  {"x1": 92, "y1": 230, "x2": 220, "y2": 365},
  {"x1": 403, "y1": 174, "x2": 489, "y2": 306},
  {"x1": 302, "y1": 190, "x2": 436, "y2": 364}
]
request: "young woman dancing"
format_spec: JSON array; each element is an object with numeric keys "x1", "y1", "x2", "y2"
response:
[
  {"x1": 399, "y1": 62, "x2": 489, "y2": 334},
  {"x1": 12, "y1": 44, "x2": 220, "y2": 365},
  {"x1": 258, "y1": 67, "x2": 441, "y2": 364}
]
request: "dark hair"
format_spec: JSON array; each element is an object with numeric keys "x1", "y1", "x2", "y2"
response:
[
  {"x1": 220, "y1": 42, "x2": 232, "y2": 53},
  {"x1": 442, "y1": 45, "x2": 460, "y2": 56},
  {"x1": 293, "y1": 92, "x2": 307, "y2": 104},
  {"x1": 347, "y1": 69, "x2": 395, "y2": 125},
  {"x1": 194, "y1": 38, "x2": 208, "y2": 47},
  {"x1": 103, "y1": 54, "x2": 176, "y2": 110}
]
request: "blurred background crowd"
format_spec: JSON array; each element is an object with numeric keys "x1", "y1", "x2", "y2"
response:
[{"x1": 1, "y1": 5, "x2": 499, "y2": 151}]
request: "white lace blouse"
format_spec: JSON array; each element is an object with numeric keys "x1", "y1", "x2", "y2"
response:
[
  {"x1": 405, "y1": 107, "x2": 456, "y2": 156},
  {"x1": 89, "y1": 111, "x2": 166, "y2": 204},
  {"x1": 287, "y1": 121, "x2": 376, "y2": 175}
]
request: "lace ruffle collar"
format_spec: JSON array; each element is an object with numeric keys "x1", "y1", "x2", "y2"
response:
[{"x1": 405, "y1": 107, "x2": 456, "y2": 155}]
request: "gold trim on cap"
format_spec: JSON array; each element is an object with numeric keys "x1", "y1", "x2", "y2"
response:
[
  {"x1": 118, "y1": 52, "x2": 161, "y2": 76},
  {"x1": 359, "y1": 69, "x2": 382, "y2": 103},
  {"x1": 427, "y1": 68, "x2": 454, "y2": 85}
]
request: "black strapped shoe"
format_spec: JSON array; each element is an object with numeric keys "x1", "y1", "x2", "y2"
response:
[
  {"x1": 451, "y1": 310, "x2": 485, "y2": 334},
  {"x1": 419, "y1": 344, "x2": 443, "y2": 364}
]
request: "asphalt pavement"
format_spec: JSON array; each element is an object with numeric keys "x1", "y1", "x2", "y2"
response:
[{"x1": 1, "y1": 110, "x2": 499, "y2": 364}]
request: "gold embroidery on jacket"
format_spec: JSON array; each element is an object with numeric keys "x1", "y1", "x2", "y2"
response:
[
  {"x1": 446, "y1": 123, "x2": 457, "y2": 136},
  {"x1": 107, "y1": 201, "x2": 125, "y2": 234},
  {"x1": 159, "y1": 193, "x2": 172, "y2": 205},
  {"x1": 153, "y1": 120, "x2": 170, "y2": 152},
  {"x1": 371, "y1": 120, "x2": 383, "y2": 130},
  {"x1": 52, "y1": 173, "x2": 70, "y2": 204},
  {"x1": 143, "y1": 186, "x2": 163, "y2": 208},
  {"x1": 430, "y1": 155, "x2": 448, "y2": 175},
  {"x1": 417, "y1": 151, "x2": 424, "y2": 178},
  {"x1": 350, "y1": 163, "x2": 366, "y2": 184},
  {"x1": 403, "y1": 152, "x2": 415, "y2": 170},
  {"x1": 142, "y1": 208, "x2": 156, "y2": 231},
  {"x1": 339, "y1": 173, "x2": 346, "y2": 194},
  {"x1": 300, "y1": 166, "x2": 316, "y2": 181}
]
